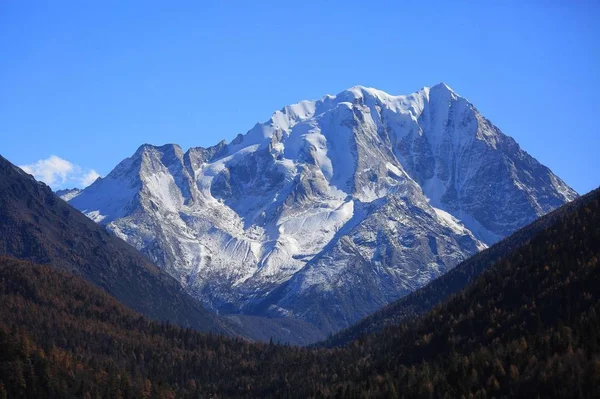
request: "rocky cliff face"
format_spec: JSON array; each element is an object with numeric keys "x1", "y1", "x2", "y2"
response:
[{"x1": 67, "y1": 83, "x2": 577, "y2": 334}]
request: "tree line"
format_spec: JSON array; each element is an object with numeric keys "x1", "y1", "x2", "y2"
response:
[{"x1": 0, "y1": 189, "x2": 599, "y2": 398}]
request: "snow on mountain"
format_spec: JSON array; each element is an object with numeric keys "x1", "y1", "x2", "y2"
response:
[
  {"x1": 68, "y1": 83, "x2": 577, "y2": 335},
  {"x1": 55, "y1": 188, "x2": 81, "y2": 201}
]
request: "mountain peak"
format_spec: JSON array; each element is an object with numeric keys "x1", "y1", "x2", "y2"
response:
[
  {"x1": 336, "y1": 85, "x2": 390, "y2": 103},
  {"x1": 340, "y1": 83, "x2": 457, "y2": 100},
  {"x1": 134, "y1": 143, "x2": 183, "y2": 158},
  {"x1": 56, "y1": 187, "x2": 82, "y2": 201},
  {"x1": 65, "y1": 83, "x2": 577, "y2": 339},
  {"x1": 428, "y1": 82, "x2": 458, "y2": 97}
]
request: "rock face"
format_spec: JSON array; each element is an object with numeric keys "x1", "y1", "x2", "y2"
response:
[
  {"x1": 68, "y1": 83, "x2": 577, "y2": 335},
  {"x1": 55, "y1": 188, "x2": 81, "y2": 201}
]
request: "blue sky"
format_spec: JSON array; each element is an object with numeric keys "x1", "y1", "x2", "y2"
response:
[{"x1": 1, "y1": 1, "x2": 598, "y2": 193}]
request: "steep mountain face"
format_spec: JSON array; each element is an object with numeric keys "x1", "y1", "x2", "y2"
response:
[
  {"x1": 68, "y1": 83, "x2": 576, "y2": 334},
  {"x1": 55, "y1": 187, "x2": 81, "y2": 201},
  {"x1": 321, "y1": 187, "x2": 600, "y2": 347},
  {"x1": 0, "y1": 155, "x2": 233, "y2": 336}
]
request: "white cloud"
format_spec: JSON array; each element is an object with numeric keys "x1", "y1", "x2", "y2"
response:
[
  {"x1": 80, "y1": 169, "x2": 101, "y2": 186},
  {"x1": 19, "y1": 156, "x2": 75, "y2": 187},
  {"x1": 19, "y1": 155, "x2": 101, "y2": 189}
]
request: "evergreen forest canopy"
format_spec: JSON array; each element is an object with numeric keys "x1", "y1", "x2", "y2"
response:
[{"x1": 1, "y1": 186, "x2": 599, "y2": 398}]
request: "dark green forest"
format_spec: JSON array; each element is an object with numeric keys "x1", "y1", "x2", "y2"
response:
[{"x1": 1, "y1": 188, "x2": 599, "y2": 398}]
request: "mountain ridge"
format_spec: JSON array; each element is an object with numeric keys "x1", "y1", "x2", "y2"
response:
[
  {"x1": 321, "y1": 187, "x2": 597, "y2": 347},
  {"x1": 65, "y1": 83, "x2": 576, "y2": 337}
]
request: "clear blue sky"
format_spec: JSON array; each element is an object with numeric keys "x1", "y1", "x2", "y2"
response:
[{"x1": 1, "y1": 1, "x2": 598, "y2": 192}]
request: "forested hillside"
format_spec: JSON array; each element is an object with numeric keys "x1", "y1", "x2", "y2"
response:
[
  {"x1": 0, "y1": 155, "x2": 233, "y2": 335},
  {"x1": 1, "y1": 188, "x2": 598, "y2": 397}
]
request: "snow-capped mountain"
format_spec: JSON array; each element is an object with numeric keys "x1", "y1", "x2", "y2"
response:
[
  {"x1": 68, "y1": 83, "x2": 577, "y2": 334},
  {"x1": 56, "y1": 188, "x2": 81, "y2": 201}
]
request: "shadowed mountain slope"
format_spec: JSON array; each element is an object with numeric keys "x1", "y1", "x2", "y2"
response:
[
  {"x1": 0, "y1": 155, "x2": 233, "y2": 335},
  {"x1": 1, "y1": 185, "x2": 598, "y2": 397}
]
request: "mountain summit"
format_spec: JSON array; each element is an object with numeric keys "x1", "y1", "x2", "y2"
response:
[{"x1": 66, "y1": 84, "x2": 576, "y2": 335}]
